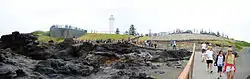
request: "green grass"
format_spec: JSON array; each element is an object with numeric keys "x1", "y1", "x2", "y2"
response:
[
  {"x1": 234, "y1": 41, "x2": 250, "y2": 51},
  {"x1": 235, "y1": 41, "x2": 250, "y2": 47},
  {"x1": 138, "y1": 36, "x2": 149, "y2": 41},
  {"x1": 32, "y1": 30, "x2": 50, "y2": 36},
  {"x1": 78, "y1": 33, "x2": 134, "y2": 40},
  {"x1": 37, "y1": 35, "x2": 64, "y2": 43},
  {"x1": 208, "y1": 40, "x2": 233, "y2": 46},
  {"x1": 32, "y1": 30, "x2": 64, "y2": 43},
  {"x1": 207, "y1": 40, "x2": 250, "y2": 51}
]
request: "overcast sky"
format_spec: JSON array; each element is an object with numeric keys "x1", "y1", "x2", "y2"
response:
[{"x1": 0, "y1": 0, "x2": 250, "y2": 42}]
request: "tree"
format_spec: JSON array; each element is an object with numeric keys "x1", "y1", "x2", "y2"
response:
[
  {"x1": 115, "y1": 28, "x2": 120, "y2": 34},
  {"x1": 129, "y1": 24, "x2": 136, "y2": 36},
  {"x1": 211, "y1": 32, "x2": 216, "y2": 36},
  {"x1": 184, "y1": 30, "x2": 193, "y2": 34},
  {"x1": 124, "y1": 31, "x2": 128, "y2": 35},
  {"x1": 200, "y1": 29, "x2": 204, "y2": 34},
  {"x1": 216, "y1": 31, "x2": 220, "y2": 37}
]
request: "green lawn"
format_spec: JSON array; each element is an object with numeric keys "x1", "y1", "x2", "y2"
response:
[
  {"x1": 208, "y1": 40, "x2": 250, "y2": 51},
  {"x1": 208, "y1": 40, "x2": 233, "y2": 46},
  {"x1": 138, "y1": 36, "x2": 149, "y2": 41},
  {"x1": 37, "y1": 35, "x2": 64, "y2": 43},
  {"x1": 32, "y1": 30, "x2": 64, "y2": 43},
  {"x1": 78, "y1": 33, "x2": 135, "y2": 40},
  {"x1": 235, "y1": 41, "x2": 250, "y2": 47}
]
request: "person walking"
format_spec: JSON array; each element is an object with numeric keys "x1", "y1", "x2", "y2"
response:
[
  {"x1": 223, "y1": 48, "x2": 236, "y2": 79},
  {"x1": 205, "y1": 46, "x2": 214, "y2": 73},
  {"x1": 154, "y1": 41, "x2": 158, "y2": 48},
  {"x1": 214, "y1": 50, "x2": 225, "y2": 78},
  {"x1": 229, "y1": 45, "x2": 238, "y2": 58},
  {"x1": 201, "y1": 42, "x2": 207, "y2": 63},
  {"x1": 173, "y1": 40, "x2": 177, "y2": 50}
]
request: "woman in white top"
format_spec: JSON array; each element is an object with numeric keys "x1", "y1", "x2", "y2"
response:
[
  {"x1": 214, "y1": 50, "x2": 225, "y2": 78},
  {"x1": 205, "y1": 46, "x2": 214, "y2": 73}
]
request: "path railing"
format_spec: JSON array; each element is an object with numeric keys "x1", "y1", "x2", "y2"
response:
[{"x1": 178, "y1": 43, "x2": 196, "y2": 79}]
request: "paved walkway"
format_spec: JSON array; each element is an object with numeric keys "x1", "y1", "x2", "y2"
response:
[{"x1": 193, "y1": 51, "x2": 226, "y2": 79}]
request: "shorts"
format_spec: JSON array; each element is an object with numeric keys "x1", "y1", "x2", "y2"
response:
[
  {"x1": 217, "y1": 66, "x2": 223, "y2": 73},
  {"x1": 206, "y1": 60, "x2": 213, "y2": 64},
  {"x1": 202, "y1": 49, "x2": 206, "y2": 53},
  {"x1": 226, "y1": 66, "x2": 235, "y2": 72},
  {"x1": 173, "y1": 45, "x2": 176, "y2": 47}
]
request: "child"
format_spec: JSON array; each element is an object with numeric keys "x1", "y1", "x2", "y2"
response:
[{"x1": 214, "y1": 50, "x2": 225, "y2": 78}]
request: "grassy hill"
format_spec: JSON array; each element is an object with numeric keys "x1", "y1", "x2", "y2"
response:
[
  {"x1": 32, "y1": 31, "x2": 64, "y2": 43},
  {"x1": 78, "y1": 33, "x2": 135, "y2": 40},
  {"x1": 148, "y1": 34, "x2": 228, "y2": 41},
  {"x1": 138, "y1": 36, "x2": 149, "y2": 41},
  {"x1": 148, "y1": 34, "x2": 250, "y2": 51},
  {"x1": 37, "y1": 35, "x2": 64, "y2": 43}
]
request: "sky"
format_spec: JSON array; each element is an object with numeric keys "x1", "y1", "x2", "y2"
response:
[{"x1": 0, "y1": 0, "x2": 250, "y2": 42}]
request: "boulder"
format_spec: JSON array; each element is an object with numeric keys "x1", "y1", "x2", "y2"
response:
[{"x1": 0, "y1": 31, "x2": 39, "y2": 54}]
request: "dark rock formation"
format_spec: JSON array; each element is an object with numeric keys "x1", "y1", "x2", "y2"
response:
[
  {"x1": 0, "y1": 31, "x2": 193, "y2": 79},
  {"x1": 0, "y1": 31, "x2": 39, "y2": 54}
]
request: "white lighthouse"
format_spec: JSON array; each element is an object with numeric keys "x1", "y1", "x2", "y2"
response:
[{"x1": 109, "y1": 15, "x2": 115, "y2": 34}]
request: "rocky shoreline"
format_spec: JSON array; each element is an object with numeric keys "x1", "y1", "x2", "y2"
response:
[{"x1": 0, "y1": 32, "x2": 192, "y2": 79}]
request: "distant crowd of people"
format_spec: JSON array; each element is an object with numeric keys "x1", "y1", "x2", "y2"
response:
[
  {"x1": 133, "y1": 40, "x2": 177, "y2": 49},
  {"x1": 201, "y1": 42, "x2": 237, "y2": 79},
  {"x1": 74, "y1": 39, "x2": 115, "y2": 44},
  {"x1": 73, "y1": 38, "x2": 179, "y2": 50},
  {"x1": 73, "y1": 38, "x2": 137, "y2": 44}
]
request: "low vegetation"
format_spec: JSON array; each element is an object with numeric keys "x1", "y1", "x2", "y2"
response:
[
  {"x1": 235, "y1": 41, "x2": 250, "y2": 47},
  {"x1": 32, "y1": 30, "x2": 64, "y2": 43},
  {"x1": 208, "y1": 40, "x2": 233, "y2": 46},
  {"x1": 37, "y1": 35, "x2": 64, "y2": 43},
  {"x1": 79, "y1": 33, "x2": 135, "y2": 40},
  {"x1": 32, "y1": 30, "x2": 50, "y2": 36},
  {"x1": 138, "y1": 36, "x2": 149, "y2": 41},
  {"x1": 209, "y1": 40, "x2": 250, "y2": 51}
]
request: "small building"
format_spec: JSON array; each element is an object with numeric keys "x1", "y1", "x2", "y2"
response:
[{"x1": 50, "y1": 25, "x2": 87, "y2": 38}]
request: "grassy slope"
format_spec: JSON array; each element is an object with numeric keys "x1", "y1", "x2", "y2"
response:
[
  {"x1": 37, "y1": 35, "x2": 64, "y2": 43},
  {"x1": 32, "y1": 30, "x2": 64, "y2": 43},
  {"x1": 235, "y1": 41, "x2": 250, "y2": 47},
  {"x1": 148, "y1": 34, "x2": 250, "y2": 51},
  {"x1": 138, "y1": 36, "x2": 149, "y2": 41},
  {"x1": 78, "y1": 33, "x2": 135, "y2": 40}
]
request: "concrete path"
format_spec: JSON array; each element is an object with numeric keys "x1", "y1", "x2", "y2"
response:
[{"x1": 193, "y1": 51, "x2": 226, "y2": 79}]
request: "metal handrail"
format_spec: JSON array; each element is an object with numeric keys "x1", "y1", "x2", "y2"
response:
[{"x1": 178, "y1": 43, "x2": 196, "y2": 79}]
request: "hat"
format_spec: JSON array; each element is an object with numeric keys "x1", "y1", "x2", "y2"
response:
[{"x1": 208, "y1": 46, "x2": 212, "y2": 49}]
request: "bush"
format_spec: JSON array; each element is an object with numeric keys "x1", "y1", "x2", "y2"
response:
[
  {"x1": 235, "y1": 41, "x2": 250, "y2": 47},
  {"x1": 37, "y1": 36, "x2": 64, "y2": 43},
  {"x1": 79, "y1": 33, "x2": 134, "y2": 40},
  {"x1": 32, "y1": 31, "x2": 50, "y2": 36},
  {"x1": 138, "y1": 36, "x2": 149, "y2": 41}
]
